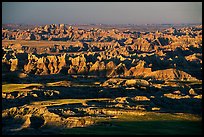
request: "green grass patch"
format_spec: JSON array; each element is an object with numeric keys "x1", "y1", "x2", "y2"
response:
[
  {"x1": 61, "y1": 113, "x2": 202, "y2": 135},
  {"x1": 117, "y1": 112, "x2": 201, "y2": 121},
  {"x1": 61, "y1": 121, "x2": 202, "y2": 135},
  {"x1": 2, "y1": 83, "x2": 43, "y2": 92},
  {"x1": 30, "y1": 98, "x2": 110, "y2": 106}
]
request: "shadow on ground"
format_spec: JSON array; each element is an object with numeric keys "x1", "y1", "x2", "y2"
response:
[{"x1": 2, "y1": 120, "x2": 202, "y2": 135}]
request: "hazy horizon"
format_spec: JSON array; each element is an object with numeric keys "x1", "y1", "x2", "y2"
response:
[{"x1": 2, "y1": 2, "x2": 202, "y2": 25}]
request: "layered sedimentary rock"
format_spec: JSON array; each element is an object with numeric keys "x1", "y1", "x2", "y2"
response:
[
  {"x1": 23, "y1": 53, "x2": 67, "y2": 75},
  {"x1": 2, "y1": 24, "x2": 202, "y2": 81}
]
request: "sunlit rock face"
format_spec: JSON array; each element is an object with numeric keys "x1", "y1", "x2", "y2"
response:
[{"x1": 2, "y1": 24, "x2": 202, "y2": 80}]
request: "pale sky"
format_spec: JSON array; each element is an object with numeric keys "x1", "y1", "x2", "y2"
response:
[{"x1": 2, "y1": 2, "x2": 202, "y2": 25}]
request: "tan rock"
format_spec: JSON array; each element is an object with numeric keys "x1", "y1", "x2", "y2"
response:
[{"x1": 10, "y1": 58, "x2": 18, "y2": 71}]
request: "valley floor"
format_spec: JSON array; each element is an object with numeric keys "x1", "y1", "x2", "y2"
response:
[{"x1": 2, "y1": 75, "x2": 202, "y2": 135}]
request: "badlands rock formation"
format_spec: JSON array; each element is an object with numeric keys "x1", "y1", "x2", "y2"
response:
[{"x1": 2, "y1": 24, "x2": 202, "y2": 135}]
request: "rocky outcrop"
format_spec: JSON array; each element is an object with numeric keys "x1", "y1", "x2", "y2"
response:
[
  {"x1": 108, "y1": 63, "x2": 128, "y2": 77},
  {"x1": 23, "y1": 53, "x2": 67, "y2": 75},
  {"x1": 106, "y1": 61, "x2": 116, "y2": 76},
  {"x1": 2, "y1": 25, "x2": 202, "y2": 80},
  {"x1": 148, "y1": 68, "x2": 198, "y2": 81},
  {"x1": 10, "y1": 58, "x2": 18, "y2": 71},
  {"x1": 90, "y1": 61, "x2": 106, "y2": 76}
]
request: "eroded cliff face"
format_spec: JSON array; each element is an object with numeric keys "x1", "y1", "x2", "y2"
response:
[{"x1": 2, "y1": 24, "x2": 202, "y2": 81}]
